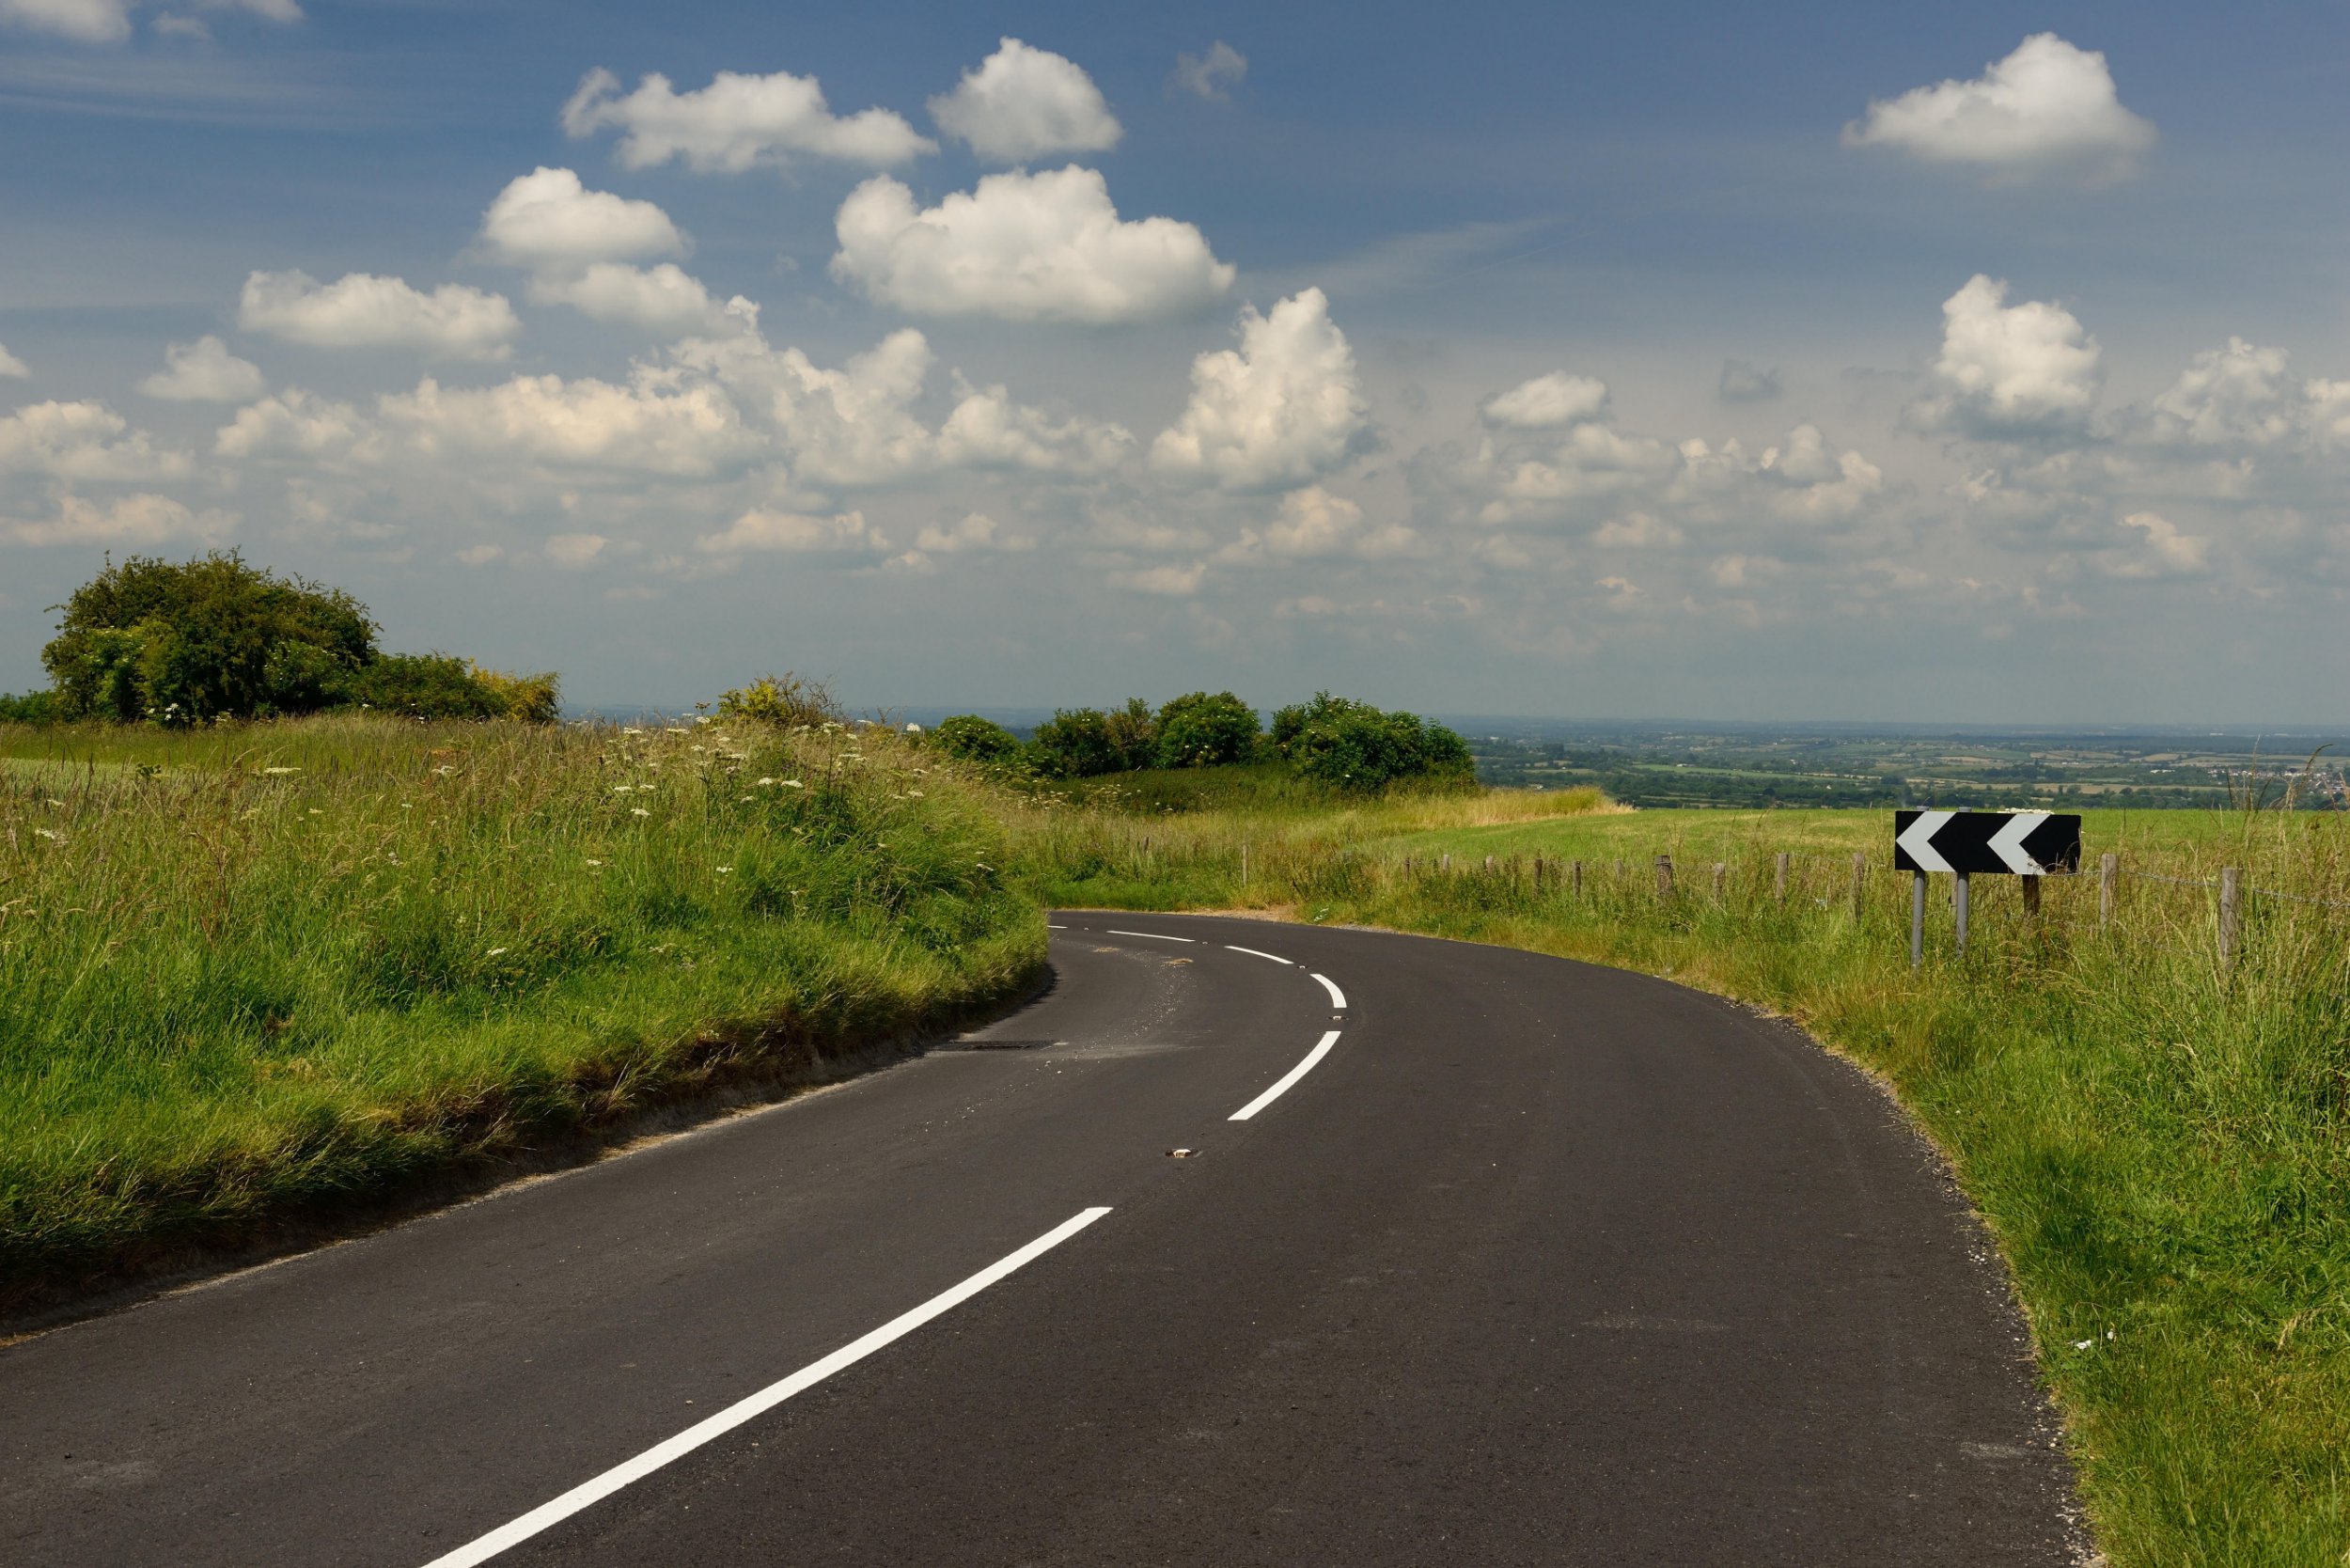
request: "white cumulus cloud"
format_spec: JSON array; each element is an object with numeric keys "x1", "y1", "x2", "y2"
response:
[
  {"x1": 527, "y1": 263, "x2": 734, "y2": 336},
  {"x1": 0, "y1": 399, "x2": 189, "y2": 479},
  {"x1": 213, "y1": 387, "x2": 374, "y2": 461},
  {"x1": 139, "y1": 335, "x2": 266, "y2": 402},
  {"x1": 830, "y1": 166, "x2": 1233, "y2": 324},
  {"x1": 1843, "y1": 34, "x2": 2155, "y2": 180},
  {"x1": 479, "y1": 167, "x2": 685, "y2": 267},
  {"x1": 379, "y1": 371, "x2": 757, "y2": 477},
  {"x1": 562, "y1": 67, "x2": 933, "y2": 174},
  {"x1": 1481, "y1": 371, "x2": 1609, "y2": 430},
  {"x1": 0, "y1": 342, "x2": 27, "y2": 379},
  {"x1": 936, "y1": 381, "x2": 1133, "y2": 473},
  {"x1": 929, "y1": 38, "x2": 1121, "y2": 164},
  {"x1": 1152, "y1": 288, "x2": 1369, "y2": 490},
  {"x1": 696, "y1": 508, "x2": 888, "y2": 557},
  {"x1": 4, "y1": 492, "x2": 230, "y2": 548},
  {"x1": 240, "y1": 270, "x2": 520, "y2": 360},
  {"x1": 1907, "y1": 274, "x2": 2102, "y2": 438},
  {"x1": 2108, "y1": 510, "x2": 2213, "y2": 579},
  {"x1": 1169, "y1": 42, "x2": 1246, "y2": 102},
  {"x1": 0, "y1": 0, "x2": 297, "y2": 43}
]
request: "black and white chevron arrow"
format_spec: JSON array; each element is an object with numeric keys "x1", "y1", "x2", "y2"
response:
[{"x1": 1893, "y1": 810, "x2": 2082, "y2": 876}]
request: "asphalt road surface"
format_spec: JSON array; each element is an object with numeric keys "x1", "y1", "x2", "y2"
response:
[{"x1": 1, "y1": 914, "x2": 2084, "y2": 1565}]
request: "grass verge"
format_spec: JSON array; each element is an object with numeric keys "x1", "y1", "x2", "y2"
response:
[
  {"x1": 1010, "y1": 789, "x2": 2350, "y2": 1568},
  {"x1": 0, "y1": 715, "x2": 1042, "y2": 1313}
]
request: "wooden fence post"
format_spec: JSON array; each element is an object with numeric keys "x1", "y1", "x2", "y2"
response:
[
  {"x1": 1240, "y1": 841, "x2": 1248, "y2": 885},
  {"x1": 1774, "y1": 852, "x2": 1789, "y2": 904},
  {"x1": 1711, "y1": 862, "x2": 1727, "y2": 901},
  {"x1": 1572, "y1": 859, "x2": 1584, "y2": 898},
  {"x1": 1850, "y1": 853, "x2": 1866, "y2": 922},
  {"x1": 2021, "y1": 874, "x2": 2042, "y2": 922},
  {"x1": 1613, "y1": 859, "x2": 1626, "y2": 883},
  {"x1": 1655, "y1": 855, "x2": 1675, "y2": 899},
  {"x1": 2219, "y1": 867, "x2": 2242, "y2": 969},
  {"x1": 1441, "y1": 853, "x2": 1451, "y2": 872},
  {"x1": 2099, "y1": 854, "x2": 2118, "y2": 932}
]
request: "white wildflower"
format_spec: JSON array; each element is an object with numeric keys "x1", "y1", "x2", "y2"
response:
[
  {"x1": 262, "y1": 766, "x2": 301, "y2": 776},
  {"x1": 585, "y1": 858, "x2": 603, "y2": 867},
  {"x1": 781, "y1": 780, "x2": 804, "y2": 789},
  {"x1": 907, "y1": 790, "x2": 924, "y2": 798},
  {"x1": 612, "y1": 785, "x2": 634, "y2": 793},
  {"x1": 715, "y1": 866, "x2": 733, "y2": 874},
  {"x1": 487, "y1": 947, "x2": 508, "y2": 957},
  {"x1": 33, "y1": 827, "x2": 60, "y2": 841},
  {"x1": 631, "y1": 808, "x2": 651, "y2": 818}
]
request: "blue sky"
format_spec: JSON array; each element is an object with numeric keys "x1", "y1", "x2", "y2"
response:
[{"x1": 4, "y1": 2, "x2": 2348, "y2": 721}]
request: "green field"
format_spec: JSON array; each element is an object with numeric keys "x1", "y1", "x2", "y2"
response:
[
  {"x1": 1012, "y1": 788, "x2": 2350, "y2": 1568},
  {"x1": 0, "y1": 716, "x2": 1041, "y2": 1307}
]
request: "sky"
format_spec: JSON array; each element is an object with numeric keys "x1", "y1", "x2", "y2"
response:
[{"x1": 2, "y1": 2, "x2": 2347, "y2": 723}]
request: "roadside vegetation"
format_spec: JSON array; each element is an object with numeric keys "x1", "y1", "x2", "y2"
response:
[
  {"x1": 1010, "y1": 792, "x2": 2350, "y2": 1568},
  {"x1": 0, "y1": 703, "x2": 1037, "y2": 1308}
]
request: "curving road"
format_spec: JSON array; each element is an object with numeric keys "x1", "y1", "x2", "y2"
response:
[{"x1": 0, "y1": 914, "x2": 2084, "y2": 1565}]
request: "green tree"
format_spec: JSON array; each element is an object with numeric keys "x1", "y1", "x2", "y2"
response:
[
  {"x1": 1153, "y1": 690, "x2": 1259, "y2": 768},
  {"x1": 1031, "y1": 708, "x2": 1122, "y2": 777},
  {"x1": 1103, "y1": 698, "x2": 1157, "y2": 771},
  {"x1": 42, "y1": 553, "x2": 377, "y2": 722},
  {"x1": 1275, "y1": 692, "x2": 1473, "y2": 792},
  {"x1": 932, "y1": 713, "x2": 1022, "y2": 765}
]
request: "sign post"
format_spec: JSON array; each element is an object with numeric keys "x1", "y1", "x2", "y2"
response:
[{"x1": 1894, "y1": 809, "x2": 2082, "y2": 966}]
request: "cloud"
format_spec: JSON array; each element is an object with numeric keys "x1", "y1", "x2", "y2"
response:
[
  {"x1": 240, "y1": 270, "x2": 520, "y2": 360},
  {"x1": 1113, "y1": 561, "x2": 1205, "y2": 596},
  {"x1": 0, "y1": 0, "x2": 132, "y2": 41},
  {"x1": 0, "y1": 343, "x2": 26, "y2": 379},
  {"x1": 2108, "y1": 510, "x2": 2213, "y2": 578},
  {"x1": 1480, "y1": 371, "x2": 1608, "y2": 430},
  {"x1": 1906, "y1": 274, "x2": 2101, "y2": 439},
  {"x1": 1151, "y1": 288, "x2": 1368, "y2": 490},
  {"x1": 139, "y1": 335, "x2": 266, "y2": 402},
  {"x1": 526, "y1": 262, "x2": 734, "y2": 336},
  {"x1": 4, "y1": 491, "x2": 229, "y2": 548},
  {"x1": 1843, "y1": 34, "x2": 2154, "y2": 180},
  {"x1": 936, "y1": 381, "x2": 1133, "y2": 473},
  {"x1": 914, "y1": 511, "x2": 1032, "y2": 554},
  {"x1": 831, "y1": 165, "x2": 1232, "y2": 324},
  {"x1": 1716, "y1": 358, "x2": 1780, "y2": 403},
  {"x1": 561, "y1": 67, "x2": 933, "y2": 174},
  {"x1": 930, "y1": 38, "x2": 1120, "y2": 164},
  {"x1": 213, "y1": 387, "x2": 373, "y2": 461},
  {"x1": 542, "y1": 532, "x2": 607, "y2": 568},
  {"x1": 2139, "y1": 337, "x2": 2305, "y2": 449},
  {"x1": 0, "y1": 0, "x2": 296, "y2": 43},
  {"x1": 478, "y1": 166, "x2": 685, "y2": 267},
  {"x1": 1251, "y1": 484, "x2": 1421, "y2": 560},
  {"x1": 0, "y1": 399, "x2": 189, "y2": 479},
  {"x1": 1169, "y1": 41, "x2": 1246, "y2": 102},
  {"x1": 378, "y1": 371, "x2": 757, "y2": 477},
  {"x1": 696, "y1": 507, "x2": 888, "y2": 557}
]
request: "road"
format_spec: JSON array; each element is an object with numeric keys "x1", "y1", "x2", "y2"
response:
[{"x1": 0, "y1": 914, "x2": 2083, "y2": 1565}]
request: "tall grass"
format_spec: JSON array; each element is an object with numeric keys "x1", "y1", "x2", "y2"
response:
[
  {"x1": 1011, "y1": 794, "x2": 2350, "y2": 1568},
  {"x1": 0, "y1": 715, "x2": 1041, "y2": 1304}
]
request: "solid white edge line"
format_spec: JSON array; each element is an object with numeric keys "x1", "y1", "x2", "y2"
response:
[
  {"x1": 1310, "y1": 972, "x2": 1347, "y2": 1010},
  {"x1": 1229, "y1": 1030, "x2": 1343, "y2": 1122},
  {"x1": 1046, "y1": 924, "x2": 1068, "y2": 929},
  {"x1": 1105, "y1": 930, "x2": 1197, "y2": 944},
  {"x1": 418, "y1": 1207, "x2": 1114, "y2": 1568},
  {"x1": 1224, "y1": 945, "x2": 1294, "y2": 965}
]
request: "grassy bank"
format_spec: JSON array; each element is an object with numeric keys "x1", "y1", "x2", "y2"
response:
[
  {"x1": 0, "y1": 715, "x2": 1041, "y2": 1306},
  {"x1": 1010, "y1": 787, "x2": 2350, "y2": 1568}
]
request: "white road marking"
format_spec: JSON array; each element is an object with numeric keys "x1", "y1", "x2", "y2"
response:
[
  {"x1": 1046, "y1": 924, "x2": 1068, "y2": 930},
  {"x1": 417, "y1": 1207, "x2": 1114, "y2": 1568},
  {"x1": 1230, "y1": 1031, "x2": 1343, "y2": 1121},
  {"x1": 1310, "y1": 972, "x2": 1347, "y2": 1010},
  {"x1": 1107, "y1": 930, "x2": 1197, "y2": 944},
  {"x1": 1224, "y1": 945, "x2": 1294, "y2": 965}
]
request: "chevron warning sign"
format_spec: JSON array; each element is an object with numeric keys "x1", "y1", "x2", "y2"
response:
[{"x1": 1893, "y1": 810, "x2": 2082, "y2": 876}]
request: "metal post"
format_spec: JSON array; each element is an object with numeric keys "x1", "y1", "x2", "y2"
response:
[
  {"x1": 1774, "y1": 852, "x2": 1789, "y2": 903},
  {"x1": 1240, "y1": 841, "x2": 1248, "y2": 885},
  {"x1": 1655, "y1": 855, "x2": 1675, "y2": 898},
  {"x1": 1911, "y1": 870, "x2": 1926, "y2": 968},
  {"x1": 2099, "y1": 853, "x2": 2117, "y2": 932},
  {"x1": 1440, "y1": 853, "x2": 1450, "y2": 872},
  {"x1": 2219, "y1": 867, "x2": 2242, "y2": 969},
  {"x1": 1954, "y1": 870, "x2": 1970, "y2": 958}
]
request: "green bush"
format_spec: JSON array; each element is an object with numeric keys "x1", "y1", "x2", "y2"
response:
[
  {"x1": 0, "y1": 689, "x2": 59, "y2": 725},
  {"x1": 1273, "y1": 692, "x2": 1472, "y2": 792},
  {"x1": 1032, "y1": 708, "x2": 1124, "y2": 777},
  {"x1": 715, "y1": 672, "x2": 839, "y2": 729},
  {"x1": 43, "y1": 552, "x2": 375, "y2": 723},
  {"x1": 932, "y1": 714, "x2": 1022, "y2": 765},
  {"x1": 1154, "y1": 690, "x2": 1259, "y2": 768},
  {"x1": 1104, "y1": 698, "x2": 1157, "y2": 770}
]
